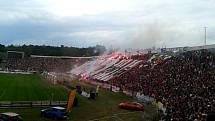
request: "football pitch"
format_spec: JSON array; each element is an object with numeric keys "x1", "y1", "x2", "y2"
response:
[
  {"x1": 0, "y1": 73, "x2": 68, "y2": 101},
  {"x1": 0, "y1": 73, "x2": 158, "y2": 121}
]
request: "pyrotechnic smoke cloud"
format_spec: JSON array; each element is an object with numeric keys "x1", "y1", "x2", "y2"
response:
[{"x1": 104, "y1": 22, "x2": 204, "y2": 50}]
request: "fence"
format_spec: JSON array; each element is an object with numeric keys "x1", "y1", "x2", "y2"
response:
[{"x1": 0, "y1": 101, "x2": 67, "y2": 108}]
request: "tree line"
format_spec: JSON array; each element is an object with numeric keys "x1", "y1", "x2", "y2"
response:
[{"x1": 0, "y1": 44, "x2": 106, "y2": 60}]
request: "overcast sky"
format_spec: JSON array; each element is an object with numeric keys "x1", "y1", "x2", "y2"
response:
[{"x1": 0, "y1": 0, "x2": 214, "y2": 49}]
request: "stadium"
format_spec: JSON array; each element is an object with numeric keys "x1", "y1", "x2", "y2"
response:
[
  {"x1": 0, "y1": 44, "x2": 215, "y2": 121},
  {"x1": 0, "y1": 48, "x2": 157, "y2": 121},
  {"x1": 1, "y1": 0, "x2": 215, "y2": 121}
]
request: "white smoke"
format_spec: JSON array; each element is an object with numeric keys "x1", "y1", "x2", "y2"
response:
[{"x1": 103, "y1": 22, "x2": 204, "y2": 50}]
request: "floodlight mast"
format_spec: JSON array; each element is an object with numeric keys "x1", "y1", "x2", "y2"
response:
[{"x1": 204, "y1": 26, "x2": 207, "y2": 49}]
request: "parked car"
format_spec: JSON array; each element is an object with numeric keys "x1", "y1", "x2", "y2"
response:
[
  {"x1": 41, "y1": 106, "x2": 68, "y2": 120},
  {"x1": 119, "y1": 101, "x2": 144, "y2": 111},
  {"x1": 0, "y1": 112, "x2": 23, "y2": 121}
]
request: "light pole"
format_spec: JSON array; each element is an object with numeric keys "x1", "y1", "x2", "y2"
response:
[{"x1": 204, "y1": 26, "x2": 207, "y2": 49}]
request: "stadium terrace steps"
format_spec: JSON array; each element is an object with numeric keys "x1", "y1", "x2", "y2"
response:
[{"x1": 70, "y1": 58, "x2": 143, "y2": 82}]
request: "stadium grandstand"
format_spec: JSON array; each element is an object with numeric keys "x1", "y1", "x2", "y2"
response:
[
  {"x1": 71, "y1": 49, "x2": 215, "y2": 121},
  {"x1": 6, "y1": 55, "x2": 91, "y2": 73}
]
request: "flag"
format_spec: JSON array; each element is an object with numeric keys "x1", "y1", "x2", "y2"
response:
[
  {"x1": 66, "y1": 89, "x2": 76, "y2": 112},
  {"x1": 96, "y1": 85, "x2": 100, "y2": 93}
]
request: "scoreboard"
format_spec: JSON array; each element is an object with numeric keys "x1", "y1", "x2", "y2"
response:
[{"x1": 7, "y1": 51, "x2": 24, "y2": 59}]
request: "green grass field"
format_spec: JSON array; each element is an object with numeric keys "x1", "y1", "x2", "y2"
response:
[
  {"x1": 0, "y1": 92, "x2": 145, "y2": 121},
  {"x1": 0, "y1": 73, "x2": 68, "y2": 101},
  {"x1": 0, "y1": 73, "x2": 157, "y2": 121}
]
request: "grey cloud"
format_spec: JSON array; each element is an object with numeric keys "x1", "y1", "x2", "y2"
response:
[{"x1": 0, "y1": 0, "x2": 215, "y2": 49}]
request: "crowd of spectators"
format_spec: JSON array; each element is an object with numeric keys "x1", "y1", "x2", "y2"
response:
[
  {"x1": 111, "y1": 50, "x2": 215, "y2": 121},
  {"x1": 6, "y1": 57, "x2": 88, "y2": 73}
]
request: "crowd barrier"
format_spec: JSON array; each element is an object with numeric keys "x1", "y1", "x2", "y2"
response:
[{"x1": 0, "y1": 101, "x2": 67, "y2": 108}]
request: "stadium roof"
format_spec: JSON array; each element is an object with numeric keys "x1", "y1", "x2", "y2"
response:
[
  {"x1": 30, "y1": 55, "x2": 96, "y2": 59},
  {"x1": 7, "y1": 51, "x2": 24, "y2": 54}
]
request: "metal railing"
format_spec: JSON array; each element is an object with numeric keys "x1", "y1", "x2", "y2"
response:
[{"x1": 0, "y1": 101, "x2": 67, "y2": 108}]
